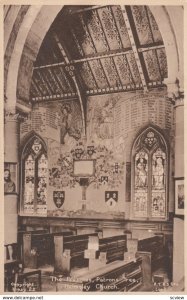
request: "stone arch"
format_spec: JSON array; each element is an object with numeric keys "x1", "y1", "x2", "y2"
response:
[{"x1": 5, "y1": 5, "x2": 63, "y2": 111}]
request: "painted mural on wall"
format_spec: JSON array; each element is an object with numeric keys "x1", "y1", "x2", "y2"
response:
[
  {"x1": 87, "y1": 97, "x2": 117, "y2": 141},
  {"x1": 20, "y1": 101, "x2": 83, "y2": 142},
  {"x1": 20, "y1": 89, "x2": 174, "y2": 219},
  {"x1": 49, "y1": 140, "x2": 125, "y2": 190}
]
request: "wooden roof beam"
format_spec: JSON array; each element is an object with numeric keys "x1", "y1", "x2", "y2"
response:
[{"x1": 33, "y1": 49, "x2": 133, "y2": 70}]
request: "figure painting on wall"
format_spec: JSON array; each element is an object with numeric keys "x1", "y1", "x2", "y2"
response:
[{"x1": 60, "y1": 103, "x2": 81, "y2": 144}]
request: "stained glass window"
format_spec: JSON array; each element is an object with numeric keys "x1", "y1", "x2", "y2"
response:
[
  {"x1": 151, "y1": 148, "x2": 166, "y2": 218},
  {"x1": 134, "y1": 150, "x2": 148, "y2": 217},
  {"x1": 24, "y1": 155, "x2": 35, "y2": 214},
  {"x1": 37, "y1": 154, "x2": 48, "y2": 215},
  {"x1": 22, "y1": 136, "x2": 48, "y2": 215},
  {"x1": 132, "y1": 128, "x2": 168, "y2": 220}
]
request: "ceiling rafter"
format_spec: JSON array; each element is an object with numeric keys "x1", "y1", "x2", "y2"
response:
[
  {"x1": 53, "y1": 32, "x2": 86, "y2": 136},
  {"x1": 37, "y1": 69, "x2": 53, "y2": 96},
  {"x1": 120, "y1": 5, "x2": 148, "y2": 92},
  {"x1": 32, "y1": 94, "x2": 78, "y2": 102},
  {"x1": 40, "y1": 68, "x2": 57, "y2": 95},
  {"x1": 138, "y1": 44, "x2": 164, "y2": 53},
  {"x1": 33, "y1": 43, "x2": 164, "y2": 71},
  {"x1": 30, "y1": 77, "x2": 43, "y2": 98},
  {"x1": 48, "y1": 67, "x2": 66, "y2": 94},
  {"x1": 69, "y1": 5, "x2": 108, "y2": 15},
  {"x1": 32, "y1": 73, "x2": 48, "y2": 97}
]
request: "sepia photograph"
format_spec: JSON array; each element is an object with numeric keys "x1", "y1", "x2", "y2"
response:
[{"x1": 2, "y1": 3, "x2": 185, "y2": 295}]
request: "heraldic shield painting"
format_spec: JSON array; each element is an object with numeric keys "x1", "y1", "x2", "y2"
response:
[{"x1": 3, "y1": 3, "x2": 185, "y2": 295}]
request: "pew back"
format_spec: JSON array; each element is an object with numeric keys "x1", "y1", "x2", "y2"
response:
[
  {"x1": 54, "y1": 233, "x2": 98, "y2": 273},
  {"x1": 23, "y1": 231, "x2": 73, "y2": 268}
]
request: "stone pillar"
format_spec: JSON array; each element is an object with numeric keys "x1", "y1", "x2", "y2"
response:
[
  {"x1": 166, "y1": 80, "x2": 184, "y2": 285},
  {"x1": 4, "y1": 111, "x2": 21, "y2": 244}
]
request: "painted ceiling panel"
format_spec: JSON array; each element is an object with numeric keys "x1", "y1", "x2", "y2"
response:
[
  {"x1": 30, "y1": 5, "x2": 167, "y2": 101},
  {"x1": 143, "y1": 49, "x2": 161, "y2": 82},
  {"x1": 131, "y1": 6, "x2": 154, "y2": 46},
  {"x1": 126, "y1": 52, "x2": 142, "y2": 84},
  {"x1": 89, "y1": 59, "x2": 109, "y2": 89},
  {"x1": 147, "y1": 8, "x2": 163, "y2": 43},
  {"x1": 111, "y1": 6, "x2": 131, "y2": 49},
  {"x1": 30, "y1": 80, "x2": 42, "y2": 98},
  {"x1": 97, "y1": 6, "x2": 123, "y2": 51},
  {"x1": 113, "y1": 55, "x2": 134, "y2": 86},
  {"x1": 71, "y1": 14, "x2": 96, "y2": 57},
  {"x1": 156, "y1": 48, "x2": 168, "y2": 79},
  {"x1": 33, "y1": 70, "x2": 51, "y2": 96},
  {"x1": 85, "y1": 10, "x2": 109, "y2": 53},
  {"x1": 77, "y1": 61, "x2": 98, "y2": 90},
  {"x1": 52, "y1": 66, "x2": 75, "y2": 93},
  {"x1": 100, "y1": 57, "x2": 122, "y2": 87}
]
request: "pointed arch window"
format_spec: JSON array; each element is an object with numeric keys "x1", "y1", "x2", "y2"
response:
[
  {"x1": 132, "y1": 127, "x2": 168, "y2": 220},
  {"x1": 21, "y1": 136, "x2": 48, "y2": 215}
]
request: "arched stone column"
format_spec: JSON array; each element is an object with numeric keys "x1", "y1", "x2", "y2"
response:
[
  {"x1": 4, "y1": 111, "x2": 21, "y2": 244},
  {"x1": 165, "y1": 79, "x2": 184, "y2": 284}
]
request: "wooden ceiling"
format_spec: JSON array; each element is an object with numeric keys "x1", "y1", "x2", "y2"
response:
[{"x1": 30, "y1": 5, "x2": 167, "y2": 102}]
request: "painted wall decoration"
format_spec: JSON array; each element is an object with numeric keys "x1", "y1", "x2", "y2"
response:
[
  {"x1": 87, "y1": 97, "x2": 117, "y2": 141},
  {"x1": 49, "y1": 141, "x2": 125, "y2": 190},
  {"x1": 53, "y1": 191, "x2": 65, "y2": 209},
  {"x1": 105, "y1": 191, "x2": 118, "y2": 209},
  {"x1": 20, "y1": 88, "x2": 174, "y2": 219},
  {"x1": 59, "y1": 103, "x2": 82, "y2": 143},
  {"x1": 20, "y1": 101, "x2": 83, "y2": 143}
]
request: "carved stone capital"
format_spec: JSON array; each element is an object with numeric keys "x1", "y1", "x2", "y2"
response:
[{"x1": 164, "y1": 78, "x2": 184, "y2": 105}]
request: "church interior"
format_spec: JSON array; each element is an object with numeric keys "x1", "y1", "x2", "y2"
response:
[{"x1": 4, "y1": 5, "x2": 184, "y2": 293}]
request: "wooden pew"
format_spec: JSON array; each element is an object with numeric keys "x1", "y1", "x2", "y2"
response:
[
  {"x1": 84, "y1": 234, "x2": 127, "y2": 271},
  {"x1": 56, "y1": 257, "x2": 143, "y2": 292},
  {"x1": 23, "y1": 231, "x2": 73, "y2": 269},
  {"x1": 54, "y1": 233, "x2": 98, "y2": 274},
  {"x1": 136, "y1": 235, "x2": 165, "y2": 289},
  {"x1": 137, "y1": 235, "x2": 164, "y2": 270}
]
